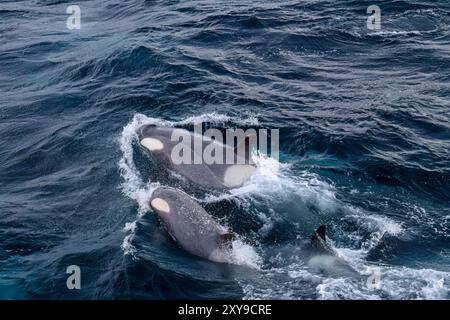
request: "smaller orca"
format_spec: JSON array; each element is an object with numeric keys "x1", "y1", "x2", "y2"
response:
[
  {"x1": 305, "y1": 225, "x2": 361, "y2": 279},
  {"x1": 149, "y1": 187, "x2": 236, "y2": 263}
]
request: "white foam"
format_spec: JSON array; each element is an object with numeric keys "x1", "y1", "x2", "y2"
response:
[
  {"x1": 118, "y1": 114, "x2": 162, "y2": 257},
  {"x1": 209, "y1": 239, "x2": 262, "y2": 269},
  {"x1": 317, "y1": 277, "x2": 381, "y2": 300},
  {"x1": 316, "y1": 266, "x2": 450, "y2": 300},
  {"x1": 177, "y1": 112, "x2": 259, "y2": 126},
  {"x1": 368, "y1": 30, "x2": 422, "y2": 37},
  {"x1": 340, "y1": 212, "x2": 404, "y2": 257},
  {"x1": 203, "y1": 153, "x2": 339, "y2": 217},
  {"x1": 121, "y1": 221, "x2": 138, "y2": 257},
  {"x1": 229, "y1": 239, "x2": 263, "y2": 269},
  {"x1": 223, "y1": 165, "x2": 256, "y2": 188},
  {"x1": 241, "y1": 256, "x2": 323, "y2": 300},
  {"x1": 118, "y1": 113, "x2": 161, "y2": 215}
]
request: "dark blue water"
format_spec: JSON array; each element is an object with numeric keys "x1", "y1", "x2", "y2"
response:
[{"x1": 1, "y1": 0, "x2": 449, "y2": 299}]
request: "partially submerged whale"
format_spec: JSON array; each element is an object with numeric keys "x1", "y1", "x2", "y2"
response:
[
  {"x1": 149, "y1": 187, "x2": 235, "y2": 263},
  {"x1": 305, "y1": 225, "x2": 360, "y2": 278},
  {"x1": 138, "y1": 125, "x2": 256, "y2": 189}
]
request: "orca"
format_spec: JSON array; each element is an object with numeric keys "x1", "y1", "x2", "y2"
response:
[
  {"x1": 138, "y1": 125, "x2": 256, "y2": 189},
  {"x1": 305, "y1": 225, "x2": 361, "y2": 278},
  {"x1": 149, "y1": 187, "x2": 236, "y2": 263}
]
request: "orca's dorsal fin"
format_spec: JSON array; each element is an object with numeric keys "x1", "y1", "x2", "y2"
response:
[
  {"x1": 219, "y1": 233, "x2": 235, "y2": 249},
  {"x1": 310, "y1": 225, "x2": 328, "y2": 251},
  {"x1": 315, "y1": 225, "x2": 326, "y2": 241}
]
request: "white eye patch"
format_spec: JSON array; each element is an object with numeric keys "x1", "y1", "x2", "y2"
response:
[
  {"x1": 141, "y1": 138, "x2": 164, "y2": 151},
  {"x1": 150, "y1": 198, "x2": 170, "y2": 213}
]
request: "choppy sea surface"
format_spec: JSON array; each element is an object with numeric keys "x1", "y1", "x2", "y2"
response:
[{"x1": 1, "y1": 0, "x2": 449, "y2": 299}]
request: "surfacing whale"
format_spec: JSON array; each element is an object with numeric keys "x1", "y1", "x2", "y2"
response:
[
  {"x1": 305, "y1": 225, "x2": 361, "y2": 278},
  {"x1": 138, "y1": 125, "x2": 256, "y2": 189},
  {"x1": 149, "y1": 187, "x2": 235, "y2": 263}
]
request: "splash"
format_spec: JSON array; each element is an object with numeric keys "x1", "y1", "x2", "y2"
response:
[
  {"x1": 316, "y1": 266, "x2": 449, "y2": 300},
  {"x1": 209, "y1": 239, "x2": 262, "y2": 269},
  {"x1": 203, "y1": 152, "x2": 339, "y2": 216}
]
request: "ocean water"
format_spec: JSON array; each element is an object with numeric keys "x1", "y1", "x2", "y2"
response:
[{"x1": 1, "y1": 0, "x2": 449, "y2": 299}]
